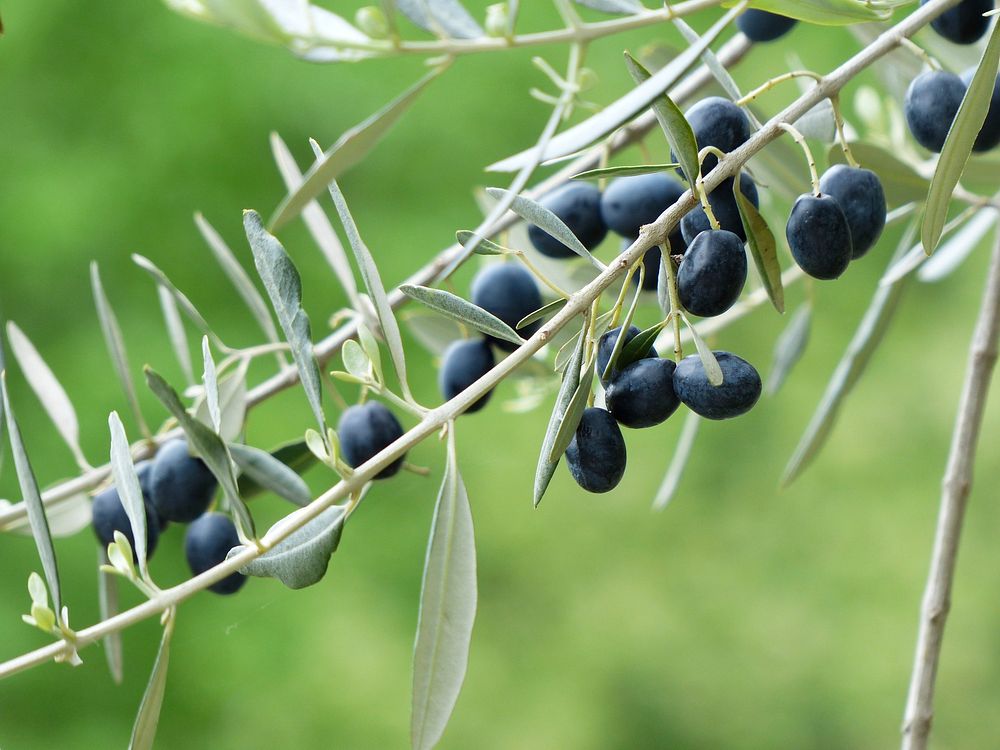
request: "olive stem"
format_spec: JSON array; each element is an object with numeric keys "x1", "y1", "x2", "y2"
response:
[
  {"x1": 663, "y1": 252, "x2": 685, "y2": 363},
  {"x1": 778, "y1": 122, "x2": 821, "y2": 195},
  {"x1": 736, "y1": 69, "x2": 823, "y2": 106},
  {"x1": 515, "y1": 252, "x2": 573, "y2": 299},
  {"x1": 830, "y1": 95, "x2": 860, "y2": 168},
  {"x1": 901, "y1": 232, "x2": 1000, "y2": 750},
  {"x1": 900, "y1": 37, "x2": 941, "y2": 70}
]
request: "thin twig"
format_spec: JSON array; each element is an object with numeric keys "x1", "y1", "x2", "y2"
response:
[{"x1": 901, "y1": 232, "x2": 1000, "y2": 750}]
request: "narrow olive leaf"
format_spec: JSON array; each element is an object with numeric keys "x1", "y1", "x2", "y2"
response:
[
  {"x1": 237, "y1": 439, "x2": 317, "y2": 500},
  {"x1": 619, "y1": 321, "x2": 666, "y2": 368},
  {"x1": 767, "y1": 304, "x2": 812, "y2": 396},
  {"x1": 794, "y1": 99, "x2": 837, "y2": 143},
  {"x1": 671, "y1": 17, "x2": 758, "y2": 127},
  {"x1": 395, "y1": 0, "x2": 483, "y2": 38},
  {"x1": 194, "y1": 356, "x2": 249, "y2": 444},
  {"x1": 6, "y1": 321, "x2": 89, "y2": 470},
  {"x1": 243, "y1": 211, "x2": 327, "y2": 440},
  {"x1": 357, "y1": 322, "x2": 384, "y2": 383},
  {"x1": 601, "y1": 271, "x2": 646, "y2": 382},
  {"x1": 881, "y1": 211, "x2": 960, "y2": 285},
  {"x1": 517, "y1": 299, "x2": 568, "y2": 330},
  {"x1": 1, "y1": 372, "x2": 61, "y2": 617},
  {"x1": 0, "y1": 493, "x2": 90, "y2": 537},
  {"x1": 624, "y1": 53, "x2": 700, "y2": 187},
  {"x1": 734, "y1": 178, "x2": 784, "y2": 313},
  {"x1": 573, "y1": 0, "x2": 646, "y2": 14},
  {"x1": 651, "y1": 410, "x2": 700, "y2": 511},
  {"x1": 782, "y1": 256, "x2": 908, "y2": 487},
  {"x1": 108, "y1": 412, "x2": 150, "y2": 578},
  {"x1": 725, "y1": 0, "x2": 891, "y2": 24},
  {"x1": 131, "y1": 255, "x2": 224, "y2": 350},
  {"x1": 683, "y1": 317, "x2": 723, "y2": 386},
  {"x1": 98, "y1": 548, "x2": 124, "y2": 685},
  {"x1": 548, "y1": 358, "x2": 595, "y2": 462},
  {"x1": 489, "y1": 6, "x2": 738, "y2": 171},
  {"x1": 91, "y1": 263, "x2": 150, "y2": 438},
  {"x1": 270, "y1": 132, "x2": 362, "y2": 314},
  {"x1": 403, "y1": 312, "x2": 465, "y2": 356},
  {"x1": 230, "y1": 506, "x2": 346, "y2": 589},
  {"x1": 201, "y1": 337, "x2": 221, "y2": 434},
  {"x1": 485, "y1": 188, "x2": 605, "y2": 270},
  {"x1": 229, "y1": 443, "x2": 312, "y2": 507},
  {"x1": 315, "y1": 164, "x2": 412, "y2": 400},
  {"x1": 145, "y1": 367, "x2": 255, "y2": 540},
  {"x1": 156, "y1": 285, "x2": 194, "y2": 387},
  {"x1": 919, "y1": 208, "x2": 1000, "y2": 283},
  {"x1": 270, "y1": 69, "x2": 442, "y2": 231},
  {"x1": 570, "y1": 163, "x2": 680, "y2": 180},
  {"x1": 194, "y1": 212, "x2": 282, "y2": 353},
  {"x1": 827, "y1": 143, "x2": 929, "y2": 207},
  {"x1": 455, "y1": 231, "x2": 512, "y2": 256},
  {"x1": 411, "y1": 431, "x2": 477, "y2": 750},
  {"x1": 401, "y1": 285, "x2": 524, "y2": 346},
  {"x1": 657, "y1": 250, "x2": 671, "y2": 318},
  {"x1": 534, "y1": 322, "x2": 586, "y2": 506},
  {"x1": 129, "y1": 617, "x2": 174, "y2": 750},
  {"x1": 924, "y1": 23, "x2": 1000, "y2": 254}
]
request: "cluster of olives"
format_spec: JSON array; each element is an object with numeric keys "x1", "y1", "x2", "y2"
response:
[
  {"x1": 429, "y1": 72, "x2": 895, "y2": 494},
  {"x1": 904, "y1": 1, "x2": 1000, "y2": 153},
  {"x1": 564, "y1": 326, "x2": 763, "y2": 494},
  {"x1": 91, "y1": 438, "x2": 245, "y2": 595}
]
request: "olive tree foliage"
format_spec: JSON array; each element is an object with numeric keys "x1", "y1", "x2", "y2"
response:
[{"x1": 1, "y1": 1, "x2": 999, "y2": 748}]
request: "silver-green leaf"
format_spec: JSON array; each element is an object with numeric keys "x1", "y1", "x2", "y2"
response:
[
  {"x1": 244, "y1": 210, "x2": 327, "y2": 441},
  {"x1": 651, "y1": 410, "x2": 700, "y2": 511},
  {"x1": 91, "y1": 262, "x2": 150, "y2": 438},
  {"x1": 145, "y1": 367, "x2": 255, "y2": 541},
  {"x1": 486, "y1": 187, "x2": 605, "y2": 270},
  {"x1": 157, "y1": 284, "x2": 194, "y2": 387},
  {"x1": 734, "y1": 177, "x2": 784, "y2": 313},
  {"x1": 313, "y1": 158, "x2": 412, "y2": 400},
  {"x1": 230, "y1": 442, "x2": 312, "y2": 507},
  {"x1": 782, "y1": 249, "x2": 908, "y2": 486},
  {"x1": 108, "y1": 411, "x2": 150, "y2": 578},
  {"x1": 923, "y1": 19, "x2": 1000, "y2": 254},
  {"x1": 129, "y1": 616, "x2": 174, "y2": 750},
  {"x1": 411, "y1": 430, "x2": 477, "y2": 750},
  {"x1": 395, "y1": 0, "x2": 484, "y2": 38},
  {"x1": 534, "y1": 321, "x2": 586, "y2": 506},
  {"x1": 548, "y1": 357, "x2": 595, "y2": 462},
  {"x1": 1, "y1": 371, "x2": 61, "y2": 618},
  {"x1": 767, "y1": 303, "x2": 812, "y2": 396},
  {"x1": 269, "y1": 69, "x2": 443, "y2": 231},
  {"x1": 98, "y1": 548, "x2": 123, "y2": 685},
  {"x1": 6, "y1": 321, "x2": 89, "y2": 470},
  {"x1": 573, "y1": 0, "x2": 645, "y2": 14},
  {"x1": 194, "y1": 212, "x2": 283, "y2": 358},
  {"x1": 624, "y1": 52, "x2": 700, "y2": 187},
  {"x1": 400, "y1": 284, "x2": 524, "y2": 346},
  {"x1": 232, "y1": 505, "x2": 346, "y2": 589}
]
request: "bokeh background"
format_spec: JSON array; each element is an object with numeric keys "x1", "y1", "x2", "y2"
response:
[{"x1": 2, "y1": 2, "x2": 1000, "y2": 748}]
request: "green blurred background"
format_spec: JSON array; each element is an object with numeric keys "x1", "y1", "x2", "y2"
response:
[{"x1": 2, "y1": 2, "x2": 1000, "y2": 748}]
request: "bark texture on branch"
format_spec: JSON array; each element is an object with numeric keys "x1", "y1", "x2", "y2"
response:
[{"x1": 902, "y1": 233, "x2": 1000, "y2": 750}]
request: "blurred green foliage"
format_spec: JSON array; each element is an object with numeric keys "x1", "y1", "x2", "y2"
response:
[{"x1": 2, "y1": 2, "x2": 1000, "y2": 748}]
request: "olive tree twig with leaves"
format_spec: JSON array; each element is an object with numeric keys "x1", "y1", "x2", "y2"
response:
[
  {"x1": 3, "y1": 1, "x2": 998, "y2": 749},
  {"x1": 0, "y1": 27, "x2": 754, "y2": 530},
  {"x1": 0, "y1": 0, "x2": 966, "y2": 674}
]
